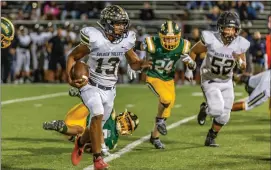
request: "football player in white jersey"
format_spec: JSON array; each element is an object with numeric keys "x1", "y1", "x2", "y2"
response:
[
  {"x1": 184, "y1": 11, "x2": 250, "y2": 147},
  {"x1": 66, "y1": 5, "x2": 151, "y2": 169},
  {"x1": 231, "y1": 70, "x2": 270, "y2": 114}
]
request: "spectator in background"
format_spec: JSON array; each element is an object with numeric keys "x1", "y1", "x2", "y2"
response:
[
  {"x1": 61, "y1": 2, "x2": 78, "y2": 20},
  {"x1": 206, "y1": 6, "x2": 220, "y2": 30},
  {"x1": 250, "y1": 31, "x2": 266, "y2": 74},
  {"x1": 240, "y1": 29, "x2": 253, "y2": 74},
  {"x1": 1, "y1": 44, "x2": 16, "y2": 83},
  {"x1": 140, "y1": 2, "x2": 154, "y2": 20},
  {"x1": 266, "y1": 15, "x2": 271, "y2": 69},
  {"x1": 251, "y1": 1, "x2": 264, "y2": 13},
  {"x1": 215, "y1": 1, "x2": 230, "y2": 11},
  {"x1": 43, "y1": 1, "x2": 60, "y2": 20},
  {"x1": 245, "y1": 2, "x2": 257, "y2": 20},
  {"x1": 46, "y1": 27, "x2": 67, "y2": 83},
  {"x1": 15, "y1": 26, "x2": 32, "y2": 84}
]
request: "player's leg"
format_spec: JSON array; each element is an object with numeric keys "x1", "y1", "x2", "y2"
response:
[
  {"x1": 23, "y1": 50, "x2": 31, "y2": 82},
  {"x1": 14, "y1": 48, "x2": 23, "y2": 84},
  {"x1": 198, "y1": 81, "x2": 224, "y2": 126},
  {"x1": 100, "y1": 89, "x2": 116, "y2": 156},
  {"x1": 146, "y1": 76, "x2": 174, "y2": 149},
  {"x1": 199, "y1": 81, "x2": 225, "y2": 147},
  {"x1": 43, "y1": 103, "x2": 88, "y2": 136},
  {"x1": 71, "y1": 84, "x2": 105, "y2": 167},
  {"x1": 206, "y1": 82, "x2": 234, "y2": 146}
]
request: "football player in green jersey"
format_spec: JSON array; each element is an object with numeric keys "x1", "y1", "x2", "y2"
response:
[
  {"x1": 43, "y1": 88, "x2": 139, "y2": 155},
  {"x1": 1, "y1": 17, "x2": 15, "y2": 48},
  {"x1": 135, "y1": 21, "x2": 196, "y2": 149}
]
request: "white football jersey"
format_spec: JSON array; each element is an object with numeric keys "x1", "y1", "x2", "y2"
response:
[
  {"x1": 200, "y1": 31, "x2": 250, "y2": 83},
  {"x1": 80, "y1": 27, "x2": 136, "y2": 87}
]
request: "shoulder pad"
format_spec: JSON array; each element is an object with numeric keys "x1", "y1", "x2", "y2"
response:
[
  {"x1": 182, "y1": 39, "x2": 191, "y2": 54},
  {"x1": 144, "y1": 36, "x2": 156, "y2": 53},
  {"x1": 125, "y1": 30, "x2": 136, "y2": 50},
  {"x1": 236, "y1": 36, "x2": 250, "y2": 54},
  {"x1": 80, "y1": 27, "x2": 99, "y2": 45},
  {"x1": 201, "y1": 30, "x2": 214, "y2": 46}
]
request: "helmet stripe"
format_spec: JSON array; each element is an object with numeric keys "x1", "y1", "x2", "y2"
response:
[
  {"x1": 167, "y1": 21, "x2": 173, "y2": 34},
  {"x1": 1, "y1": 17, "x2": 14, "y2": 38},
  {"x1": 115, "y1": 5, "x2": 125, "y2": 13},
  {"x1": 145, "y1": 37, "x2": 155, "y2": 53}
]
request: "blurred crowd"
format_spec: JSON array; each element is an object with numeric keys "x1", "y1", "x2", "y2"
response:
[{"x1": 1, "y1": 1, "x2": 270, "y2": 85}]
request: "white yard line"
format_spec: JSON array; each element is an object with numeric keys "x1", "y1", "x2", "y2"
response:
[
  {"x1": 83, "y1": 115, "x2": 196, "y2": 170},
  {"x1": 1, "y1": 92, "x2": 67, "y2": 106}
]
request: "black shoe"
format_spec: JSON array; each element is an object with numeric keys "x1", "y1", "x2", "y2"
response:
[
  {"x1": 43, "y1": 120, "x2": 65, "y2": 132},
  {"x1": 150, "y1": 135, "x2": 165, "y2": 149},
  {"x1": 197, "y1": 102, "x2": 207, "y2": 125},
  {"x1": 205, "y1": 129, "x2": 219, "y2": 147},
  {"x1": 156, "y1": 118, "x2": 167, "y2": 135}
]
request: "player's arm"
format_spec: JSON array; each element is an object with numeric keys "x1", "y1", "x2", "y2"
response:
[
  {"x1": 125, "y1": 49, "x2": 152, "y2": 71},
  {"x1": 66, "y1": 44, "x2": 90, "y2": 87},
  {"x1": 233, "y1": 52, "x2": 246, "y2": 71},
  {"x1": 190, "y1": 40, "x2": 207, "y2": 61}
]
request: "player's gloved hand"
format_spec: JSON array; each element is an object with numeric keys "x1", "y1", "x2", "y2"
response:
[
  {"x1": 185, "y1": 68, "x2": 194, "y2": 82},
  {"x1": 69, "y1": 87, "x2": 80, "y2": 97},
  {"x1": 181, "y1": 54, "x2": 196, "y2": 71},
  {"x1": 232, "y1": 52, "x2": 246, "y2": 70},
  {"x1": 127, "y1": 64, "x2": 137, "y2": 80}
]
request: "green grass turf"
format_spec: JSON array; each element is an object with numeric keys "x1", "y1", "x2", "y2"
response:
[{"x1": 1, "y1": 85, "x2": 270, "y2": 170}]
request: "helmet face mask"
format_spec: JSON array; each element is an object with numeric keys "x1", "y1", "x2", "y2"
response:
[
  {"x1": 217, "y1": 11, "x2": 241, "y2": 44},
  {"x1": 98, "y1": 5, "x2": 130, "y2": 44},
  {"x1": 159, "y1": 21, "x2": 181, "y2": 51},
  {"x1": 116, "y1": 110, "x2": 139, "y2": 136},
  {"x1": 1, "y1": 17, "x2": 15, "y2": 48}
]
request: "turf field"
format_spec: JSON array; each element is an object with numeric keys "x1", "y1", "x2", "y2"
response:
[{"x1": 1, "y1": 84, "x2": 270, "y2": 170}]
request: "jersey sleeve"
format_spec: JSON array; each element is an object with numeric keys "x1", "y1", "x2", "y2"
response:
[
  {"x1": 182, "y1": 39, "x2": 191, "y2": 54},
  {"x1": 125, "y1": 30, "x2": 136, "y2": 51},
  {"x1": 201, "y1": 30, "x2": 214, "y2": 46},
  {"x1": 238, "y1": 37, "x2": 250, "y2": 54},
  {"x1": 80, "y1": 27, "x2": 97, "y2": 48}
]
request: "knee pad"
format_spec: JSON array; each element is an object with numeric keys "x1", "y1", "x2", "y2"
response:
[
  {"x1": 161, "y1": 102, "x2": 170, "y2": 108},
  {"x1": 214, "y1": 109, "x2": 231, "y2": 125},
  {"x1": 207, "y1": 104, "x2": 224, "y2": 117}
]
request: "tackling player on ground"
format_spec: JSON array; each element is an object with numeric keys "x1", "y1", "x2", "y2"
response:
[
  {"x1": 66, "y1": 5, "x2": 151, "y2": 169},
  {"x1": 135, "y1": 21, "x2": 192, "y2": 149},
  {"x1": 185, "y1": 11, "x2": 250, "y2": 147},
  {"x1": 43, "y1": 88, "x2": 139, "y2": 154},
  {"x1": 231, "y1": 70, "x2": 271, "y2": 114}
]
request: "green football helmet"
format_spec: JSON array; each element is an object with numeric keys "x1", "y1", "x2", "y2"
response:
[
  {"x1": 159, "y1": 20, "x2": 181, "y2": 51},
  {"x1": 1, "y1": 17, "x2": 15, "y2": 48}
]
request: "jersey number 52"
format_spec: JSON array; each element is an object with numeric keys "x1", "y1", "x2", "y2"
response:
[{"x1": 211, "y1": 57, "x2": 234, "y2": 75}]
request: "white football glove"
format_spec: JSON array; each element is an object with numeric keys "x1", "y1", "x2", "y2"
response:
[
  {"x1": 127, "y1": 64, "x2": 137, "y2": 80},
  {"x1": 185, "y1": 68, "x2": 194, "y2": 82},
  {"x1": 181, "y1": 54, "x2": 196, "y2": 71}
]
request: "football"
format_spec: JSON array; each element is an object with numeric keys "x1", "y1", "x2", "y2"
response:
[{"x1": 70, "y1": 61, "x2": 89, "y2": 81}]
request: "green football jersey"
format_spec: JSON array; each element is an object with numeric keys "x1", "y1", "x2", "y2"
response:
[
  {"x1": 144, "y1": 36, "x2": 191, "y2": 81},
  {"x1": 86, "y1": 111, "x2": 119, "y2": 150}
]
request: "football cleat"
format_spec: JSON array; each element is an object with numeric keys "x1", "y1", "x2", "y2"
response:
[
  {"x1": 197, "y1": 102, "x2": 207, "y2": 125},
  {"x1": 205, "y1": 129, "x2": 219, "y2": 147},
  {"x1": 101, "y1": 145, "x2": 111, "y2": 156},
  {"x1": 94, "y1": 156, "x2": 109, "y2": 170},
  {"x1": 150, "y1": 135, "x2": 165, "y2": 149},
  {"x1": 156, "y1": 119, "x2": 167, "y2": 136},
  {"x1": 43, "y1": 120, "x2": 65, "y2": 132},
  {"x1": 71, "y1": 136, "x2": 85, "y2": 166}
]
